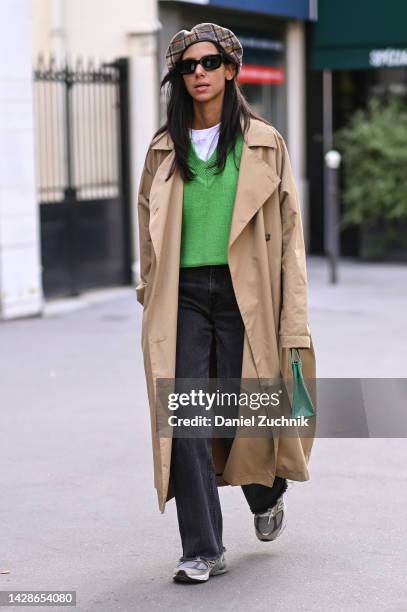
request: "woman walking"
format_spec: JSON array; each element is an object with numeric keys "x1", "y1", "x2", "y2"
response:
[{"x1": 136, "y1": 22, "x2": 316, "y2": 584}]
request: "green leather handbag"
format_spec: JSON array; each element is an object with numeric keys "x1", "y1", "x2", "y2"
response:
[{"x1": 289, "y1": 348, "x2": 315, "y2": 418}]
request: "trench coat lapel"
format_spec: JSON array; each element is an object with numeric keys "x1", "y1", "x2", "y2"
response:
[
  {"x1": 149, "y1": 117, "x2": 281, "y2": 263},
  {"x1": 148, "y1": 148, "x2": 179, "y2": 264},
  {"x1": 228, "y1": 126, "x2": 281, "y2": 250}
]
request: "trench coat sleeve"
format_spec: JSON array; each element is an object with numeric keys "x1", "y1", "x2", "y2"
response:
[
  {"x1": 135, "y1": 148, "x2": 154, "y2": 306},
  {"x1": 277, "y1": 135, "x2": 311, "y2": 349}
]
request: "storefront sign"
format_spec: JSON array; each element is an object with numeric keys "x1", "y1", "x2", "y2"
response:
[
  {"x1": 238, "y1": 65, "x2": 285, "y2": 84},
  {"x1": 369, "y1": 48, "x2": 407, "y2": 67},
  {"x1": 233, "y1": 29, "x2": 285, "y2": 85}
]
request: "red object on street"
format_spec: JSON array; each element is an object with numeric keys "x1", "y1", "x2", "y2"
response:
[{"x1": 238, "y1": 64, "x2": 285, "y2": 84}]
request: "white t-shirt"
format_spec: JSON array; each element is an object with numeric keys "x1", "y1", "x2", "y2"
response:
[{"x1": 189, "y1": 122, "x2": 221, "y2": 161}]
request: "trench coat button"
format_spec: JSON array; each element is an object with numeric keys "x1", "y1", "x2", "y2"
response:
[{"x1": 265, "y1": 233, "x2": 271, "y2": 241}]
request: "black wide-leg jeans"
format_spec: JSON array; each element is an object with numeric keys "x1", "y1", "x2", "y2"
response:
[{"x1": 170, "y1": 264, "x2": 287, "y2": 561}]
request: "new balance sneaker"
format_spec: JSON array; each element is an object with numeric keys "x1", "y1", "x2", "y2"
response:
[
  {"x1": 254, "y1": 494, "x2": 287, "y2": 542},
  {"x1": 173, "y1": 552, "x2": 227, "y2": 583}
]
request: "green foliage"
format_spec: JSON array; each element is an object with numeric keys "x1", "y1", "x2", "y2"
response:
[{"x1": 333, "y1": 96, "x2": 407, "y2": 227}]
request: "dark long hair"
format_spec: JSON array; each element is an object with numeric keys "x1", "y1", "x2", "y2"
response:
[{"x1": 153, "y1": 41, "x2": 271, "y2": 182}]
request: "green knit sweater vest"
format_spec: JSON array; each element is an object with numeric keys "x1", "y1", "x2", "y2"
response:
[{"x1": 179, "y1": 132, "x2": 244, "y2": 268}]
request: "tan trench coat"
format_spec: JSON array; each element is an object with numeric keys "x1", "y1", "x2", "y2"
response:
[{"x1": 136, "y1": 117, "x2": 317, "y2": 513}]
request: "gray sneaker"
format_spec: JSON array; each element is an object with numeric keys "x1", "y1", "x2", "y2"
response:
[
  {"x1": 254, "y1": 494, "x2": 287, "y2": 542},
  {"x1": 173, "y1": 552, "x2": 227, "y2": 583}
]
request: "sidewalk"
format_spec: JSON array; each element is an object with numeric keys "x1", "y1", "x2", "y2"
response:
[
  {"x1": 308, "y1": 255, "x2": 407, "y2": 377},
  {"x1": 0, "y1": 256, "x2": 406, "y2": 611}
]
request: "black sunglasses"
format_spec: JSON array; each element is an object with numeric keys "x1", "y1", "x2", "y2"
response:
[{"x1": 175, "y1": 53, "x2": 224, "y2": 75}]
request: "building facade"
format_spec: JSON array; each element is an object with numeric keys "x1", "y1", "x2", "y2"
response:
[
  {"x1": 0, "y1": 0, "x2": 42, "y2": 319},
  {"x1": 308, "y1": 0, "x2": 407, "y2": 256},
  {"x1": 1, "y1": 0, "x2": 316, "y2": 319}
]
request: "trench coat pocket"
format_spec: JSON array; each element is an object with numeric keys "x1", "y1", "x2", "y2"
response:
[{"x1": 136, "y1": 281, "x2": 148, "y2": 306}]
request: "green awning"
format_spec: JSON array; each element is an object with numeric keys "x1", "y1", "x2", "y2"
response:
[{"x1": 311, "y1": 0, "x2": 407, "y2": 70}]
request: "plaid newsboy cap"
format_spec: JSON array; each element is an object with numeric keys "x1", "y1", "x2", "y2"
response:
[{"x1": 165, "y1": 22, "x2": 243, "y2": 72}]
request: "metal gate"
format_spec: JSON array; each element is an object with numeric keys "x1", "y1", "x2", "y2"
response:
[{"x1": 33, "y1": 56, "x2": 132, "y2": 298}]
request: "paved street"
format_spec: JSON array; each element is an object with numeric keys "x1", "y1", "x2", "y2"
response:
[{"x1": 1, "y1": 256, "x2": 406, "y2": 612}]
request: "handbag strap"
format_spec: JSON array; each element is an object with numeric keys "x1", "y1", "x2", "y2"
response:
[{"x1": 289, "y1": 347, "x2": 301, "y2": 364}]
